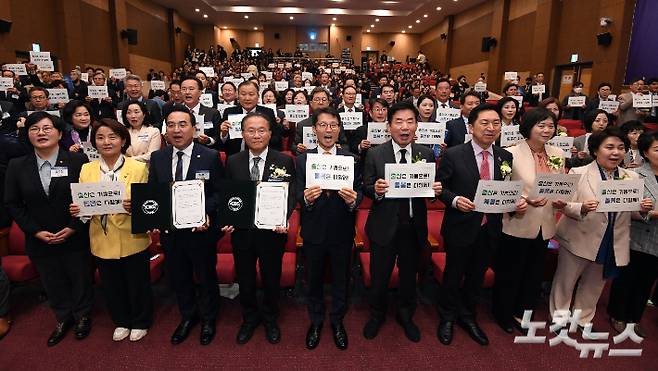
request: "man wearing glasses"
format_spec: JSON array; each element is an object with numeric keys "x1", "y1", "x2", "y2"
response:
[{"x1": 293, "y1": 87, "x2": 348, "y2": 155}]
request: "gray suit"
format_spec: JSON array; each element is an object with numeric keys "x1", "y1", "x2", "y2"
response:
[{"x1": 630, "y1": 164, "x2": 658, "y2": 257}]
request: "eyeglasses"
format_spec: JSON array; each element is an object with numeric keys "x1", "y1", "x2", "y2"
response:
[
  {"x1": 317, "y1": 122, "x2": 339, "y2": 130},
  {"x1": 166, "y1": 121, "x2": 191, "y2": 129},
  {"x1": 244, "y1": 128, "x2": 268, "y2": 136},
  {"x1": 312, "y1": 97, "x2": 329, "y2": 103},
  {"x1": 28, "y1": 125, "x2": 55, "y2": 134}
]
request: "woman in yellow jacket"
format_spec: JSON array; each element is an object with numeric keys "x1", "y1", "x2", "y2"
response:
[{"x1": 70, "y1": 119, "x2": 152, "y2": 342}]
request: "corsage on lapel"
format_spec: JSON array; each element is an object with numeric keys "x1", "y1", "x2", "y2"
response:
[
  {"x1": 500, "y1": 160, "x2": 512, "y2": 180},
  {"x1": 614, "y1": 173, "x2": 631, "y2": 180},
  {"x1": 268, "y1": 164, "x2": 291, "y2": 181},
  {"x1": 556, "y1": 127, "x2": 568, "y2": 137},
  {"x1": 547, "y1": 156, "x2": 564, "y2": 172},
  {"x1": 412, "y1": 152, "x2": 426, "y2": 163}
]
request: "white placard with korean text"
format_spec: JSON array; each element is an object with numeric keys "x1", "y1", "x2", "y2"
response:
[
  {"x1": 434, "y1": 107, "x2": 461, "y2": 124},
  {"x1": 500, "y1": 125, "x2": 524, "y2": 147},
  {"x1": 275, "y1": 81, "x2": 288, "y2": 92},
  {"x1": 3, "y1": 64, "x2": 27, "y2": 76},
  {"x1": 367, "y1": 122, "x2": 390, "y2": 145},
  {"x1": 302, "y1": 126, "x2": 318, "y2": 149},
  {"x1": 87, "y1": 85, "x2": 109, "y2": 99},
  {"x1": 473, "y1": 180, "x2": 524, "y2": 213},
  {"x1": 632, "y1": 94, "x2": 652, "y2": 108},
  {"x1": 150, "y1": 80, "x2": 165, "y2": 91},
  {"x1": 504, "y1": 71, "x2": 518, "y2": 81},
  {"x1": 36, "y1": 61, "x2": 54, "y2": 71},
  {"x1": 27, "y1": 110, "x2": 60, "y2": 117},
  {"x1": 199, "y1": 67, "x2": 215, "y2": 77},
  {"x1": 474, "y1": 82, "x2": 487, "y2": 92},
  {"x1": 227, "y1": 114, "x2": 245, "y2": 139},
  {"x1": 216, "y1": 103, "x2": 232, "y2": 117},
  {"x1": 416, "y1": 122, "x2": 446, "y2": 145},
  {"x1": 285, "y1": 104, "x2": 309, "y2": 122},
  {"x1": 0, "y1": 77, "x2": 13, "y2": 91},
  {"x1": 568, "y1": 96, "x2": 586, "y2": 107},
  {"x1": 29, "y1": 51, "x2": 50, "y2": 64},
  {"x1": 71, "y1": 181, "x2": 126, "y2": 216},
  {"x1": 547, "y1": 136, "x2": 575, "y2": 158},
  {"x1": 302, "y1": 72, "x2": 313, "y2": 82},
  {"x1": 596, "y1": 179, "x2": 644, "y2": 212},
  {"x1": 532, "y1": 85, "x2": 546, "y2": 94},
  {"x1": 109, "y1": 68, "x2": 127, "y2": 80},
  {"x1": 599, "y1": 100, "x2": 620, "y2": 114},
  {"x1": 46, "y1": 88, "x2": 70, "y2": 104},
  {"x1": 200, "y1": 93, "x2": 213, "y2": 107},
  {"x1": 305, "y1": 153, "x2": 354, "y2": 190},
  {"x1": 528, "y1": 173, "x2": 582, "y2": 200},
  {"x1": 80, "y1": 73, "x2": 89, "y2": 82},
  {"x1": 385, "y1": 163, "x2": 436, "y2": 198},
  {"x1": 339, "y1": 111, "x2": 363, "y2": 130}
]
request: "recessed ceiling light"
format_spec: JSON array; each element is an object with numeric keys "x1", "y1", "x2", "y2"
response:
[
  {"x1": 331, "y1": 23, "x2": 335, "y2": 27},
  {"x1": 408, "y1": 25, "x2": 412, "y2": 29},
  {"x1": 223, "y1": 26, "x2": 227, "y2": 29},
  {"x1": 416, "y1": 20, "x2": 420, "y2": 23},
  {"x1": 289, "y1": 16, "x2": 294, "y2": 20},
  {"x1": 203, "y1": 14, "x2": 208, "y2": 18},
  {"x1": 366, "y1": 29, "x2": 370, "y2": 32},
  {"x1": 370, "y1": 24, "x2": 374, "y2": 27},
  {"x1": 244, "y1": 15, "x2": 249, "y2": 19},
  {"x1": 254, "y1": 27, "x2": 258, "y2": 30},
  {"x1": 195, "y1": 8, "x2": 200, "y2": 12},
  {"x1": 375, "y1": 18, "x2": 379, "y2": 22},
  {"x1": 423, "y1": 14, "x2": 428, "y2": 18},
  {"x1": 332, "y1": 17, "x2": 337, "y2": 21},
  {"x1": 401, "y1": 30, "x2": 406, "y2": 33},
  {"x1": 436, "y1": 6, "x2": 442, "y2": 11}
]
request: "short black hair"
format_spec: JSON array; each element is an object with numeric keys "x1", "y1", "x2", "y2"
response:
[
  {"x1": 24, "y1": 111, "x2": 66, "y2": 133},
  {"x1": 468, "y1": 103, "x2": 500, "y2": 124},
  {"x1": 369, "y1": 97, "x2": 389, "y2": 109},
  {"x1": 240, "y1": 111, "x2": 271, "y2": 131},
  {"x1": 620, "y1": 120, "x2": 645, "y2": 136},
  {"x1": 648, "y1": 77, "x2": 658, "y2": 85},
  {"x1": 416, "y1": 95, "x2": 436, "y2": 108},
  {"x1": 62, "y1": 100, "x2": 95, "y2": 125},
  {"x1": 584, "y1": 109, "x2": 608, "y2": 132},
  {"x1": 503, "y1": 83, "x2": 518, "y2": 95},
  {"x1": 169, "y1": 80, "x2": 181, "y2": 89},
  {"x1": 165, "y1": 104, "x2": 196, "y2": 125},
  {"x1": 312, "y1": 106, "x2": 341, "y2": 126},
  {"x1": 260, "y1": 87, "x2": 277, "y2": 103},
  {"x1": 310, "y1": 87, "x2": 330, "y2": 101},
  {"x1": 638, "y1": 131, "x2": 658, "y2": 161},
  {"x1": 238, "y1": 80, "x2": 258, "y2": 91},
  {"x1": 121, "y1": 100, "x2": 153, "y2": 127},
  {"x1": 436, "y1": 78, "x2": 450, "y2": 87},
  {"x1": 587, "y1": 126, "x2": 629, "y2": 158},
  {"x1": 182, "y1": 77, "x2": 203, "y2": 90},
  {"x1": 519, "y1": 107, "x2": 557, "y2": 139},
  {"x1": 597, "y1": 82, "x2": 612, "y2": 90},
  {"x1": 381, "y1": 83, "x2": 395, "y2": 92},
  {"x1": 387, "y1": 101, "x2": 418, "y2": 123},
  {"x1": 28, "y1": 86, "x2": 49, "y2": 98},
  {"x1": 91, "y1": 118, "x2": 131, "y2": 153},
  {"x1": 460, "y1": 91, "x2": 481, "y2": 105},
  {"x1": 221, "y1": 81, "x2": 237, "y2": 91},
  {"x1": 497, "y1": 96, "x2": 520, "y2": 120}
]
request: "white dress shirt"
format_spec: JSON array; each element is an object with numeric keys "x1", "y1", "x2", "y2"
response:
[
  {"x1": 171, "y1": 142, "x2": 194, "y2": 180},
  {"x1": 391, "y1": 140, "x2": 413, "y2": 218},
  {"x1": 451, "y1": 140, "x2": 494, "y2": 208},
  {"x1": 248, "y1": 146, "x2": 268, "y2": 180}
]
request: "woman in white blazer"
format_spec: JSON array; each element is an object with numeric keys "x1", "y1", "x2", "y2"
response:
[
  {"x1": 492, "y1": 107, "x2": 567, "y2": 333},
  {"x1": 550, "y1": 126, "x2": 653, "y2": 329}
]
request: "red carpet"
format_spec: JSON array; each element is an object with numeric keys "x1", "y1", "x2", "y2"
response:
[{"x1": 1, "y1": 282, "x2": 657, "y2": 370}]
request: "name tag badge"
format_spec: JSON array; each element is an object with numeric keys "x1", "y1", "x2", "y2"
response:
[
  {"x1": 138, "y1": 134, "x2": 150, "y2": 142},
  {"x1": 195, "y1": 170, "x2": 210, "y2": 180},
  {"x1": 51, "y1": 167, "x2": 68, "y2": 177}
]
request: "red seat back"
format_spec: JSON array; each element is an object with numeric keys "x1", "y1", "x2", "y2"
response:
[
  {"x1": 356, "y1": 209, "x2": 370, "y2": 251},
  {"x1": 559, "y1": 119, "x2": 583, "y2": 131},
  {"x1": 8, "y1": 222, "x2": 26, "y2": 255},
  {"x1": 427, "y1": 210, "x2": 445, "y2": 251},
  {"x1": 285, "y1": 209, "x2": 300, "y2": 252},
  {"x1": 568, "y1": 128, "x2": 586, "y2": 138},
  {"x1": 217, "y1": 233, "x2": 232, "y2": 253}
]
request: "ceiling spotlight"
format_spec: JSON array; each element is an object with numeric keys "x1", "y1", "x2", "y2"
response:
[
  {"x1": 416, "y1": 20, "x2": 420, "y2": 23},
  {"x1": 375, "y1": 18, "x2": 380, "y2": 22},
  {"x1": 244, "y1": 15, "x2": 249, "y2": 19},
  {"x1": 289, "y1": 16, "x2": 294, "y2": 20},
  {"x1": 408, "y1": 25, "x2": 412, "y2": 29},
  {"x1": 332, "y1": 17, "x2": 337, "y2": 21},
  {"x1": 436, "y1": 6, "x2": 442, "y2": 11},
  {"x1": 424, "y1": 14, "x2": 428, "y2": 18},
  {"x1": 367, "y1": 29, "x2": 371, "y2": 32},
  {"x1": 203, "y1": 14, "x2": 208, "y2": 18},
  {"x1": 253, "y1": 27, "x2": 258, "y2": 30},
  {"x1": 223, "y1": 26, "x2": 227, "y2": 29},
  {"x1": 402, "y1": 30, "x2": 406, "y2": 33},
  {"x1": 331, "y1": 23, "x2": 335, "y2": 27},
  {"x1": 194, "y1": 8, "x2": 200, "y2": 12},
  {"x1": 370, "y1": 24, "x2": 374, "y2": 27}
]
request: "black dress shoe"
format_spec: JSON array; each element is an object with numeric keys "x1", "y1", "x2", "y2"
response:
[
  {"x1": 331, "y1": 323, "x2": 348, "y2": 350},
  {"x1": 264, "y1": 322, "x2": 281, "y2": 344},
  {"x1": 457, "y1": 318, "x2": 489, "y2": 346},
  {"x1": 395, "y1": 315, "x2": 421, "y2": 343},
  {"x1": 495, "y1": 318, "x2": 513, "y2": 334},
  {"x1": 363, "y1": 318, "x2": 382, "y2": 340},
  {"x1": 74, "y1": 317, "x2": 92, "y2": 340},
  {"x1": 437, "y1": 320, "x2": 454, "y2": 345},
  {"x1": 306, "y1": 323, "x2": 322, "y2": 350},
  {"x1": 200, "y1": 321, "x2": 216, "y2": 346},
  {"x1": 47, "y1": 319, "x2": 73, "y2": 347},
  {"x1": 236, "y1": 321, "x2": 259, "y2": 345},
  {"x1": 171, "y1": 317, "x2": 198, "y2": 345}
]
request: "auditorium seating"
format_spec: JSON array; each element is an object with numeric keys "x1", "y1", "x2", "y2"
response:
[{"x1": 0, "y1": 222, "x2": 39, "y2": 283}]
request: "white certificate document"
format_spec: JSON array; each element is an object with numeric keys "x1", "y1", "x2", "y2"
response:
[
  {"x1": 71, "y1": 181, "x2": 126, "y2": 216},
  {"x1": 171, "y1": 180, "x2": 206, "y2": 229},
  {"x1": 255, "y1": 182, "x2": 289, "y2": 230}
]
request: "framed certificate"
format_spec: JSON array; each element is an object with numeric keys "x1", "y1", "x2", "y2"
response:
[
  {"x1": 171, "y1": 180, "x2": 206, "y2": 229},
  {"x1": 254, "y1": 182, "x2": 288, "y2": 230}
]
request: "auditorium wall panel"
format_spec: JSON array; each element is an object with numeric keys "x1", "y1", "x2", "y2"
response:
[
  {"x1": 449, "y1": 61, "x2": 489, "y2": 88},
  {"x1": 449, "y1": 13, "x2": 493, "y2": 67},
  {"x1": 359, "y1": 33, "x2": 420, "y2": 63},
  {"x1": 264, "y1": 26, "x2": 297, "y2": 54},
  {"x1": 126, "y1": 3, "x2": 171, "y2": 63},
  {"x1": 80, "y1": 2, "x2": 114, "y2": 67},
  {"x1": 216, "y1": 29, "x2": 265, "y2": 55},
  {"x1": 330, "y1": 26, "x2": 362, "y2": 62},
  {"x1": 1, "y1": 0, "x2": 62, "y2": 63},
  {"x1": 502, "y1": 12, "x2": 536, "y2": 73},
  {"x1": 128, "y1": 53, "x2": 171, "y2": 80}
]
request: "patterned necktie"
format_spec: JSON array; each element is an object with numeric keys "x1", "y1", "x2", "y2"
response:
[
  {"x1": 480, "y1": 151, "x2": 490, "y2": 225},
  {"x1": 251, "y1": 156, "x2": 261, "y2": 181},
  {"x1": 175, "y1": 151, "x2": 184, "y2": 181}
]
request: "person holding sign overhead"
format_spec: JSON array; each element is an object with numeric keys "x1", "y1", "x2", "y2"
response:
[
  {"x1": 222, "y1": 112, "x2": 295, "y2": 346},
  {"x1": 436, "y1": 104, "x2": 527, "y2": 346},
  {"x1": 70, "y1": 119, "x2": 153, "y2": 343},
  {"x1": 4, "y1": 112, "x2": 93, "y2": 346},
  {"x1": 148, "y1": 105, "x2": 223, "y2": 346},
  {"x1": 220, "y1": 81, "x2": 281, "y2": 155},
  {"x1": 362, "y1": 101, "x2": 442, "y2": 343},
  {"x1": 181, "y1": 77, "x2": 222, "y2": 149},
  {"x1": 295, "y1": 107, "x2": 361, "y2": 350},
  {"x1": 491, "y1": 107, "x2": 567, "y2": 334},
  {"x1": 550, "y1": 126, "x2": 653, "y2": 331}
]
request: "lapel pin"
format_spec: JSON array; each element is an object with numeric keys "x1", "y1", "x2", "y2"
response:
[{"x1": 197, "y1": 154, "x2": 201, "y2": 158}]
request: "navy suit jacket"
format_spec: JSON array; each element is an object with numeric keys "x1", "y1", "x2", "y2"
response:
[{"x1": 445, "y1": 116, "x2": 468, "y2": 148}]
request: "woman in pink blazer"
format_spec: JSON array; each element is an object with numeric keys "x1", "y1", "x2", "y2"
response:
[{"x1": 550, "y1": 126, "x2": 653, "y2": 329}]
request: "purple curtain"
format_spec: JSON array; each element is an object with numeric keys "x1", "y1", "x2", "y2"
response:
[{"x1": 625, "y1": 0, "x2": 658, "y2": 84}]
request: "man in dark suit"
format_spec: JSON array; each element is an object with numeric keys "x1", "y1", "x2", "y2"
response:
[
  {"x1": 219, "y1": 81, "x2": 282, "y2": 155},
  {"x1": 148, "y1": 105, "x2": 223, "y2": 346},
  {"x1": 180, "y1": 77, "x2": 222, "y2": 149},
  {"x1": 445, "y1": 92, "x2": 482, "y2": 148},
  {"x1": 293, "y1": 88, "x2": 348, "y2": 155},
  {"x1": 117, "y1": 75, "x2": 162, "y2": 126},
  {"x1": 436, "y1": 103, "x2": 527, "y2": 346},
  {"x1": 86, "y1": 72, "x2": 117, "y2": 119},
  {"x1": 195, "y1": 70, "x2": 219, "y2": 108},
  {"x1": 0, "y1": 70, "x2": 28, "y2": 112},
  {"x1": 585, "y1": 82, "x2": 614, "y2": 117},
  {"x1": 222, "y1": 112, "x2": 295, "y2": 345},
  {"x1": 525, "y1": 72, "x2": 550, "y2": 107},
  {"x1": 337, "y1": 85, "x2": 366, "y2": 156},
  {"x1": 296, "y1": 107, "x2": 362, "y2": 350},
  {"x1": 362, "y1": 101, "x2": 442, "y2": 343},
  {"x1": 435, "y1": 78, "x2": 458, "y2": 110}
]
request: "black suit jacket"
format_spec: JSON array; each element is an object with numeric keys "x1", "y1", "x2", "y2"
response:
[
  {"x1": 225, "y1": 148, "x2": 295, "y2": 246},
  {"x1": 148, "y1": 143, "x2": 224, "y2": 245},
  {"x1": 295, "y1": 147, "x2": 362, "y2": 244},
  {"x1": 4, "y1": 149, "x2": 89, "y2": 256},
  {"x1": 292, "y1": 116, "x2": 349, "y2": 155},
  {"x1": 220, "y1": 105, "x2": 282, "y2": 155},
  {"x1": 197, "y1": 105, "x2": 222, "y2": 147},
  {"x1": 89, "y1": 87, "x2": 118, "y2": 119},
  {"x1": 118, "y1": 98, "x2": 162, "y2": 126},
  {"x1": 437, "y1": 142, "x2": 512, "y2": 248},
  {"x1": 445, "y1": 117, "x2": 468, "y2": 148},
  {"x1": 363, "y1": 140, "x2": 435, "y2": 247}
]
